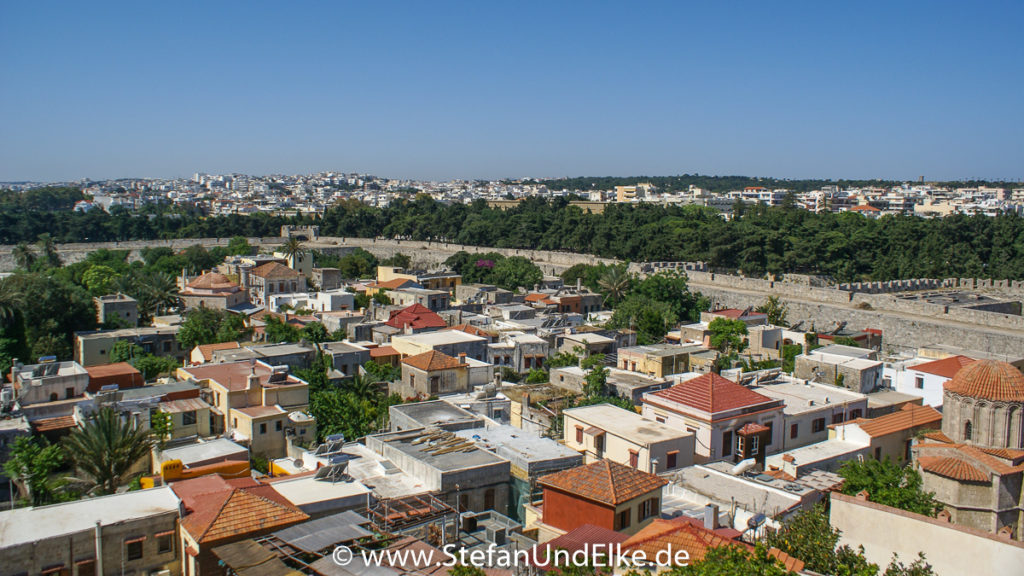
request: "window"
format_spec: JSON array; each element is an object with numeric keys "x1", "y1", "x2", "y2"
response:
[
  {"x1": 459, "y1": 493, "x2": 469, "y2": 512},
  {"x1": 722, "y1": 430, "x2": 733, "y2": 457},
  {"x1": 65, "y1": 387, "x2": 75, "y2": 399},
  {"x1": 260, "y1": 423, "x2": 267, "y2": 434},
  {"x1": 125, "y1": 539, "x2": 143, "y2": 561},
  {"x1": 790, "y1": 423, "x2": 799, "y2": 439},
  {"x1": 666, "y1": 451, "x2": 678, "y2": 469},
  {"x1": 812, "y1": 418, "x2": 826, "y2": 433},
  {"x1": 276, "y1": 420, "x2": 283, "y2": 431},
  {"x1": 484, "y1": 488, "x2": 495, "y2": 510},
  {"x1": 915, "y1": 376, "x2": 924, "y2": 389},
  {"x1": 639, "y1": 498, "x2": 654, "y2": 520},
  {"x1": 751, "y1": 435, "x2": 760, "y2": 455},
  {"x1": 50, "y1": 392, "x2": 58, "y2": 402},
  {"x1": 575, "y1": 426, "x2": 584, "y2": 444},
  {"x1": 182, "y1": 410, "x2": 196, "y2": 426},
  {"x1": 736, "y1": 435, "x2": 745, "y2": 454},
  {"x1": 964, "y1": 420, "x2": 972, "y2": 441},
  {"x1": 163, "y1": 341, "x2": 171, "y2": 353},
  {"x1": 849, "y1": 409, "x2": 862, "y2": 419},
  {"x1": 157, "y1": 533, "x2": 173, "y2": 554},
  {"x1": 595, "y1": 434, "x2": 605, "y2": 453},
  {"x1": 874, "y1": 447, "x2": 882, "y2": 460},
  {"x1": 618, "y1": 509, "x2": 631, "y2": 530},
  {"x1": 629, "y1": 450, "x2": 639, "y2": 468},
  {"x1": 832, "y1": 413, "x2": 845, "y2": 425},
  {"x1": 655, "y1": 416, "x2": 666, "y2": 424}
]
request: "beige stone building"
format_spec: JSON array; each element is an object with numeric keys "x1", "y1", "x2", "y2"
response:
[
  {"x1": 562, "y1": 403, "x2": 694, "y2": 473},
  {"x1": 913, "y1": 359, "x2": 1024, "y2": 540}
]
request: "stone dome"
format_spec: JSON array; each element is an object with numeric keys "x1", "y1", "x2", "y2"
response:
[
  {"x1": 186, "y1": 272, "x2": 239, "y2": 292},
  {"x1": 944, "y1": 359, "x2": 1024, "y2": 402}
]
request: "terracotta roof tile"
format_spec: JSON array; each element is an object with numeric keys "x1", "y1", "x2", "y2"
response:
[
  {"x1": 538, "y1": 460, "x2": 667, "y2": 506},
  {"x1": 178, "y1": 482, "x2": 308, "y2": 544},
  {"x1": 196, "y1": 341, "x2": 241, "y2": 362},
  {"x1": 31, "y1": 415, "x2": 77, "y2": 432},
  {"x1": 911, "y1": 355, "x2": 977, "y2": 379},
  {"x1": 250, "y1": 262, "x2": 302, "y2": 280},
  {"x1": 918, "y1": 456, "x2": 989, "y2": 483},
  {"x1": 402, "y1": 350, "x2": 466, "y2": 372},
  {"x1": 737, "y1": 422, "x2": 770, "y2": 435},
  {"x1": 646, "y1": 373, "x2": 781, "y2": 415},
  {"x1": 385, "y1": 304, "x2": 447, "y2": 331},
  {"x1": 945, "y1": 359, "x2": 1024, "y2": 402},
  {"x1": 446, "y1": 324, "x2": 497, "y2": 338},
  {"x1": 854, "y1": 404, "x2": 942, "y2": 438},
  {"x1": 921, "y1": 430, "x2": 953, "y2": 443},
  {"x1": 373, "y1": 278, "x2": 420, "y2": 290},
  {"x1": 527, "y1": 524, "x2": 629, "y2": 568},
  {"x1": 369, "y1": 345, "x2": 400, "y2": 358},
  {"x1": 186, "y1": 272, "x2": 239, "y2": 290}
]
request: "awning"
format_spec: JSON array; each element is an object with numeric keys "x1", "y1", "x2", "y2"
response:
[
  {"x1": 154, "y1": 530, "x2": 176, "y2": 538},
  {"x1": 124, "y1": 536, "x2": 147, "y2": 545}
]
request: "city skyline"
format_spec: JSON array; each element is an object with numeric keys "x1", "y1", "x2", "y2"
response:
[{"x1": 2, "y1": 1, "x2": 1022, "y2": 182}]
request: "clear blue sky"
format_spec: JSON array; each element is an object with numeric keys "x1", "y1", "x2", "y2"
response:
[{"x1": 2, "y1": 1, "x2": 1021, "y2": 182}]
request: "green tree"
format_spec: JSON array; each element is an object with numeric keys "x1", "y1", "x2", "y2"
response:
[
  {"x1": 82, "y1": 264, "x2": 119, "y2": 296},
  {"x1": 264, "y1": 315, "x2": 301, "y2": 343},
  {"x1": 150, "y1": 410, "x2": 173, "y2": 449},
  {"x1": 133, "y1": 354, "x2": 180, "y2": 380},
  {"x1": 757, "y1": 295, "x2": 789, "y2": 327},
  {"x1": 36, "y1": 233, "x2": 62, "y2": 268},
  {"x1": 708, "y1": 317, "x2": 748, "y2": 369},
  {"x1": 583, "y1": 365, "x2": 608, "y2": 397},
  {"x1": 301, "y1": 321, "x2": 329, "y2": 343},
  {"x1": 12, "y1": 242, "x2": 36, "y2": 270},
  {"x1": 3, "y1": 436, "x2": 65, "y2": 506},
  {"x1": 227, "y1": 236, "x2": 253, "y2": 256},
  {"x1": 364, "y1": 359, "x2": 402, "y2": 382},
  {"x1": 883, "y1": 553, "x2": 936, "y2": 576},
  {"x1": 381, "y1": 253, "x2": 411, "y2": 268},
  {"x1": 839, "y1": 458, "x2": 942, "y2": 516},
  {"x1": 765, "y1": 505, "x2": 877, "y2": 576},
  {"x1": 177, "y1": 307, "x2": 221, "y2": 348},
  {"x1": 662, "y1": 543, "x2": 795, "y2": 575},
  {"x1": 597, "y1": 265, "x2": 631, "y2": 306},
  {"x1": 607, "y1": 295, "x2": 676, "y2": 344},
  {"x1": 109, "y1": 339, "x2": 143, "y2": 363},
  {"x1": 525, "y1": 368, "x2": 549, "y2": 383},
  {"x1": 490, "y1": 256, "x2": 543, "y2": 291},
  {"x1": 63, "y1": 407, "x2": 154, "y2": 495}
]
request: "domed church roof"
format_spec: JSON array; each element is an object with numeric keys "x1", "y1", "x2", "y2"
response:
[
  {"x1": 944, "y1": 359, "x2": 1024, "y2": 402},
  {"x1": 186, "y1": 272, "x2": 238, "y2": 290}
]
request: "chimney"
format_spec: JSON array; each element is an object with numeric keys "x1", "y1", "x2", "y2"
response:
[
  {"x1": 576, "y1": 278, "x2": 581, "y2": 291},
  {"x1": 246, "y1": 371, "x2": 260, "y2": 392},
  {"x1": 703, "y1": 504, "x2": 719, "y2": 530},
  {"x1": 458, "y1": 353, "x2": 467, "y2": 364}
]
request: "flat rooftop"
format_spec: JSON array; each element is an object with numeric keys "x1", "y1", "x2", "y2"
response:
[
  {"x1": 390, "y1": 401, "x2": 481, "y2": 428},
  {"x1": 620, "y1": 343, "x2": 706, "y2": 357},
  {"x1": 391, "y1": 331, "x2": 486, "y2": 347},
  {"x1": 670, "y1": 463, "x2": 814, "y2": 518},
  {"x1": 374, "y1": 430, "x2": 508, "y2": 472},
  {"x1": 0, "y1": 486, "x2": 180, "y2": 548},
  {"x1": 321, "y1": 341, "x2": 370, "y2": 355},
  {"x1": 343, "y1": 443, "x2": 430, "y2": 499},
  {"x1": 815, "y1": 344, "x2": 874, "y2": 359},
  {"x1": 157, "y1": 438, "x2": 249, "y2": 465},
  {"x1": 753, "y1": 377, "x2": 866, "y2": 415},
  {"x1": 454, "y1": 425, "x2": 581, "y2": 466},
  {"x1": 116, "y1": 380, "x2": 199, "y2": 401},
  {"x1": 250, "y1": 342, "x2": 315, "y2": 356},
  {"x1": 765, "y1": 440, "x2": 868, "y2": 469},
  {"x1": 268, "y1": 474, "x2": 371, "y2": 507},
  {"x1": 865, "y1": 389, "x2": 923, "y2": 410},
  {"x1": 76, "y1": 326, "x2": 179, "y2": 339},
  {"x1": 563, "y1": 403, "x2": 691, "y2": 444}
]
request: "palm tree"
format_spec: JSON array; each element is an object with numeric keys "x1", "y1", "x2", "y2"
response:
[
  {"x1": 597, "y1": 266, "x2": 631, "y2": 305},
  {"x1": 343, "y1": 373, "x2": 381, "y2": 400},
  {"x1": 138, "y1": 271, "x2": 180, "y2": 317},
  {"x1": 36, "y1": 233, "x2": 61, "y2": 268},
  {"x1": 63, "y1": 407, "x2": 153, "y2": 495},
  {"x1": 11, "y1": 242, "x2": 35, "y2": 271},
  {"x1": 279, "y1": 237, "x2": 306, "y2": 269},
  {"x1": 0, "y1": 278, "x2": 24, "y2": 328}
]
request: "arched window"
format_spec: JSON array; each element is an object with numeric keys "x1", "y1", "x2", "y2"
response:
[
  {"x1": 49, "y1": 392, "x2": 58, "y2": 402},
  {"x1": 964, "y1": 420, "x2": 973, "y2": 441}
]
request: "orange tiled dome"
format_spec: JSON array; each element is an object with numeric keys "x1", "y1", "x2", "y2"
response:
[
  {"x1": 945, "y1": 359, "x2": 1024, "y2": 402},
  {"x1": 186, "y1": 272, "x2": 238, "y2": 290}
]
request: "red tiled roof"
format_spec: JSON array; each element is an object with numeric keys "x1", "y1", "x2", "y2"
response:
[
  {"x1": 180, "y1": 360, "x2": 304, "y2": 391},
  {"x1": 854, "y1": 404, "x2": 942, "y2": 438},
  {"x1": 250, "y1": 262, "x2": 302, "y2": 280},
  {"x1": 945, "y1": 359, "x2": 1024, "y2": 402},
  {"x1": 85, "y1": 362, "x2": 144, "y2": 391},
  {"x1": 737, "y1": 422, "x2": 769, "y2": 435},
  {"x1": 915, "y1": 442, "x2": 1024, "y2": 476},
  {"x1": 918, "y1": 456, "x2": 989, "y2": 483},
  {"x1": 180, "y1": 485, "x2": 308, "y2": 544},
  {"x1": 373, "y1": 278, "x2": 420, "y2": 290},
  {"x1": 538, "y1": 460, "x2": 667, "y2": 506},
  {"x1": 621, "y1": 518, "x2": 804, "y2": 572},
  {"x1": 646, "y1": 373, "x2": 781, "y2": 415},
  {"x1": 849, "y1": 204, "x2": 881, "y2": 212},
  {"x1": 385, "y1": 304, "x2": 446, "y2": 331},
  {"x1": 446, "y1": 324, "x2": 496, "y2": 338},
  {"x1": 710, "y1": 308, "x2": 765, "y2": 319},
  {"x1": 196, "y1": 341, "x2": 241, "y2": 362},
  {"x1": 402, "y1": 350, "x2": 466, "y2": 372},
  {"x1": 921, "y1": 430, "x2": 953, "y2": 443},
  {"x1": 911, "y1": 355, "x2": 977, "y2": 379},
  {"x1": 186, "y1": 272, "x2": 239, "y2": 290},
  {"x1": 370, "y1": 345, "x2": 400, "y2": 358},
  {"x1": 528, "y1": 524, "x2": 628, "y2": 568},
  {"x1": 31, "y1": 415, "x2": 77, "y2": 432},
  {"x1": 84, "y1": 362, "x2": 142, "y2": 379}
]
